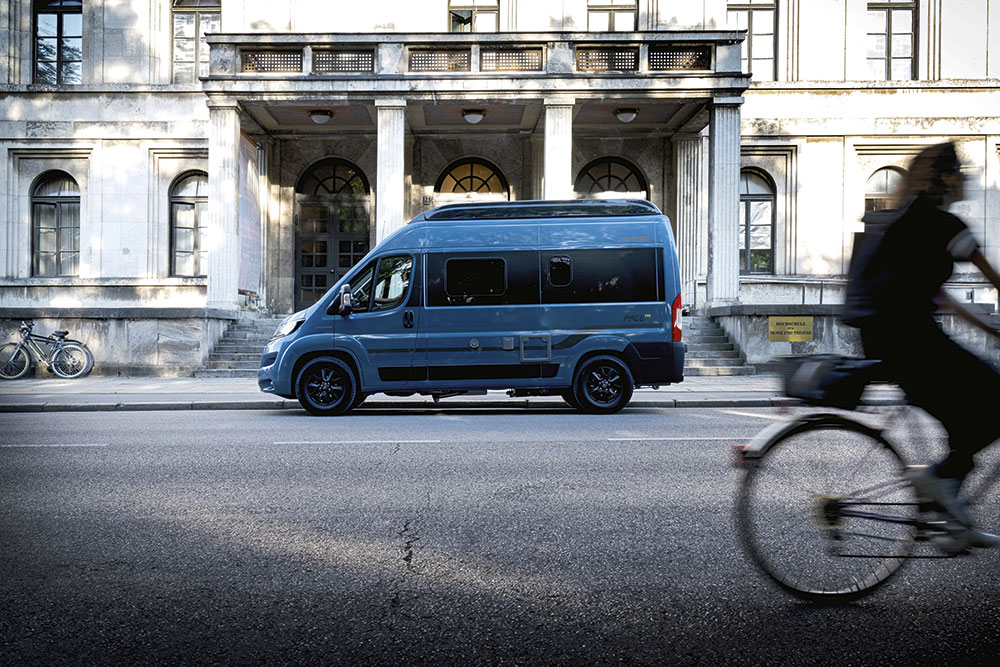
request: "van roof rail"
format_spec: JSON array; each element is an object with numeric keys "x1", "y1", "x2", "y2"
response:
[{"x1": 422, "y1": 199, "x2": 660, "y2": 222}]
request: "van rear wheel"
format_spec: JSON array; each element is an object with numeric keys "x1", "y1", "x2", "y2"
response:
[
  {"x1": 296, "y1": 357, "x2": 357, "y2": 416},
  {"x1": 573, "y1": 355, "x2": 634, "y2": 414}
]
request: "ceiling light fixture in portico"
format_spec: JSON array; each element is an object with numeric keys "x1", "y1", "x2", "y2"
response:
[
  {"x1": 614, "y1": 108, "x2": 638, "y2": 123},
  {"x1": 309, "y1": 110, "x2": 333, "y2": 124},
  {"x1": 462, "y1": 109, "x2": 485, "y2": 124}
]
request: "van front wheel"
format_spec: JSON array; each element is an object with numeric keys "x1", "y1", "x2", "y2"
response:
[
  {"x1": 573, "y1": 355, "x2": 634, "y2": 414},
  {"x1": 296, "y1": 357, "x2": 357, "y2": 416}
]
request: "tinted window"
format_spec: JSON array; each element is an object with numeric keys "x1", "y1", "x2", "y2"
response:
[
  {"x1": 446, "y1": 258, "x2": 505, "y2": 297},
  {"x1": 427, "y1": 251, "x2": 538, "y2": 306},
  {"x1": 548, "y1": 256, "x2": 572, "y2": 287},
  {"x1": 541, "y1": 249, "x2": 658, "y2": 304}
]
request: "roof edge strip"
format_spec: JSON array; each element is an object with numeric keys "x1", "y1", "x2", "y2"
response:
[{"x1": 423, "y1": 199, "x2": 661, "y2": 221}]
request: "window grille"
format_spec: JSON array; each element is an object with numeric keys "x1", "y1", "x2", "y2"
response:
[
  {"x1": 576, "y1": 47, "x2": 638, "y2": 72},
  {"x1": 242, "y1": 51, "x2": 303, "y2": 73},
  {"x1": 649, "y1": 45, "x2": 712, "y2": 70},
  {"x1": 480, "y1": 48, "x2": 543, "y2": 72},
  {"x1": 313, "y1": 50, "x2": 375, "y2": 73},
  {"x1": 409, "y1": 49, "x2": 472, "y2": 72}
]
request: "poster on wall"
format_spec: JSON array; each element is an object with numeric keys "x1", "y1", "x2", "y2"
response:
[{"x1": 238, "y1": 132, "x2": 262, "y2": 299}]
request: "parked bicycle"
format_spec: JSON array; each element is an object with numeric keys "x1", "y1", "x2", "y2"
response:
[
  {"x1": 0, "y1": 320, "x2": 94, "y2": 380},
  {"x1": 733, "y1": 355, "x2": 1000, "y2": 603}
]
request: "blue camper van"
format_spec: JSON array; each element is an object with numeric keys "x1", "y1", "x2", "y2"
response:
[{"x1": 258, "y1": 199, "x2": 684, "y2": 415}]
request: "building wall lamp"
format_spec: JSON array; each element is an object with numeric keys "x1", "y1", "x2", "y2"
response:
[
  {"x1": 310, "y1": 110, "x2": 333, "y2": 124},
  {"x1": 614, "y1": 108, "x2": 638, "y2": 123},
  {"x1": 462, "y1": 109, "x2": 485, "y2": 124}
]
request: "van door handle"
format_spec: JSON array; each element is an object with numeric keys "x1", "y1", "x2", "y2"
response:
[{"x1": 403, "y1": 310, "x2": 414, "y2": 328}]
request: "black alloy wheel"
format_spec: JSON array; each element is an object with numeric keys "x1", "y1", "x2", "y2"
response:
[
  {"x1": 572, "y1": 355, "x2": 634, "y2": 414},
  {"x1": 296, "y1": 356, "x2": 357, "y2": 416}
]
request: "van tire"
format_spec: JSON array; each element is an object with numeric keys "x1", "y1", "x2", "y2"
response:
[
  {"x1": 296, "y1": 356, "x2": 358, "y2": 416},
  {"x1": 560, "y1": 389, "x2": 581, "y2": 410},
  {"x1": 572, "y1": 355, "x2": 634, "y2": 414}
]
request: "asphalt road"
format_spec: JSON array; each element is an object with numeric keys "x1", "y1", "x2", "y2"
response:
[{"x1": 2, "y1": 406, "x2": 999, "y2": 666}]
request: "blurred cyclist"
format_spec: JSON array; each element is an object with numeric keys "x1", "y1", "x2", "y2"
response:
[{"x1": 844, "y1": 142, "x2": 1000, "y2": 552}]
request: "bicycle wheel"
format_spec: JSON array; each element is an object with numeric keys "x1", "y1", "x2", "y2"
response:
[
  {"x1": 50, "y1": 343, "x2": 91, "y2": 379},
  {"x1": 736, "y1": 414, "x2": 918, "y2": 602},
  {"x1": 0, "y1": 343, "x2": 30, "y2": 380}
]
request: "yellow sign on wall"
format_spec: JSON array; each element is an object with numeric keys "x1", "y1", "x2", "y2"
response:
[{"x1": 768, "y1": 316, "x2": 814, "y2": 342}]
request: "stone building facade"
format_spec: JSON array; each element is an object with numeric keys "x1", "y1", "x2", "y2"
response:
[{"x1": 1, "y1": 0, "x2": 998, "y2": 374}]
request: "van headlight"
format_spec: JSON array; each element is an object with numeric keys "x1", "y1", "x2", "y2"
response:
[{"x1": 271, "y1": 312, "x2": 306, "y2": 340}]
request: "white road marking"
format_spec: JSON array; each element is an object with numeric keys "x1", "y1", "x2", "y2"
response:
[
  {"x1": 717, "y1": 409, "x2": 789, "y2": 421},
  {"x1": 607, "y1": 437, "x2": 748, "y2": 442},
  {"x1": 273, "y1": 439, "x2": 443, "y2": 445},
  {"x1": 1, "y1": 443, "x2": 109, "y2": 448}
]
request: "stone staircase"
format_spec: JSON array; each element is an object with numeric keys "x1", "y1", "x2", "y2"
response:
[
  {"x1": 682, "y1": 315, "x2": 755, "y2": 376},
  {"x1": 194, "y1": 315, "x2": 288, "y2": 378}
]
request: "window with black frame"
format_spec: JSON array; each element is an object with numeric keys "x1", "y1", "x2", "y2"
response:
[
  {"x1": 170, "y1": 172, "x2": 208, "y2": 276},
  {"x1": 727, "y1": 1, "x2": 777, "y2": 81},
  {"x1": 34, "y1": 0, "x2": 82, "y2": 85},
  {"x1": 449, "y1": 1, "x2": 499, "y2": 32},
  {"x1": 172, "y1": 0, "x2": 221, "y2": 83},
  {"x1": 739, "y1": 169, "x2": 776, "y2": 274},
  {"x1": 866, "y1": 1, "x2": 916, "y2": 80},
  {"x1": 587, "y1": 0, "x2": 637, "y2": 31},
  {"x1": 32, "y1": 171, "x2": 80, "y2": 277}
]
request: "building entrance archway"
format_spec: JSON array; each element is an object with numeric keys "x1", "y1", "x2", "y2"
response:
[{"x1": 294, "y1": 158, "x2": 371, "y2": 310}]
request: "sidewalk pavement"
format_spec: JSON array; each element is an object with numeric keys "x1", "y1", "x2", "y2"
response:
[{"x1": 0, "y1": 374, "x2": 906, "y2": 413}]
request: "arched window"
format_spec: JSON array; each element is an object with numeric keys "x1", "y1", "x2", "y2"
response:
[
  {"x1": 865, "y1": 167, "x2": 905, "y2": 212},
  {"x1": 294, "y1": 158, "x2": 372, "y2": 309},
  {"x1": 435, "y1": 158, "x2": 509, "y2": 198},
  {"x1": 32, "y1": 171, "x2": 80, "y2": 276},
  {"x1": 172, "y1": 0, "x2": 221, "y2": 83},
  {"x1": 739, "y1": 169, "x2": 776, "y2": 274},
  {"x1": 296, "y1": 158, "x2": 370, "y2": 197},
  {"x1": 170, "y1": 172, "x2": 208, "y2": 276},
  {"x1": 574, "y1": 157, "x2": 648, "y2": 199},
  {"x1": 34, "y1": 0, "x2": 82, "y2": 85}
]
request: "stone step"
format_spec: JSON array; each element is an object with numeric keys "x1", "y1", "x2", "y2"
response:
[
  {"x1": 220, "y1": 332, "x2": 274, "y2": 341},
  {"x1": 684, "y1": 358, "x2": 749, "y2": 367},
  {"x1": 207, "y1": 353, "x2": 264, "y2": 362},
  {"x1": 682, "y1": 335, "x2": 729, "y2": 344},
  {"x1": 193, "y1": 368, "x2": 260, "y2": 378},
  {"x1": 203, "y1": 360, "x2": 261, "y2": 370},
  {"x1": 213, "y1": 344, "x2": 268, "y2": 354},
  {"x1": 685, "y1": 342, "x2": 736, "y2": 352},
  {"x1": 683, "y1": 365, "x2": 756, "y2": 376},
  {"x1": 685, "y1": 349, "x2": 742, "y2": 360}
]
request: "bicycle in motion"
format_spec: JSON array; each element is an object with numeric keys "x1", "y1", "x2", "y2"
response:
[
  {"x1": 733, "y1": 356, "x2": 1000, "y2": 603},
  {"x1": 0, "y1": 320, "x2": 94, "y2": 380}
]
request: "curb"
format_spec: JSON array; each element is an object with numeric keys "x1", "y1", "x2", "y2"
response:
[{"x1": 0, "y1": 396, "x2": 905, "y2": 413}]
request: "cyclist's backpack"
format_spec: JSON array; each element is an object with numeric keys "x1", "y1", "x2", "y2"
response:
[
  {"x1": 782, "y1": 355, "x2": 881, "y2": 410},
  {"x1": 842, "y1": 207, "x2": 905, "y2": 328}
]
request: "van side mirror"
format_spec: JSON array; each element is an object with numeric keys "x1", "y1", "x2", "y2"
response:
[{"x1": 337, "y1": 284, "x2": 353, "y2": 315}]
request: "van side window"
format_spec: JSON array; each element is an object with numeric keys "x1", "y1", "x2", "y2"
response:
[
  {"x1": 446, "y1": 258, "x2": 505, "y2": 297},
  {"x1": 548, "y1": 256, "x2": 572, "y2": 287},
  {"x1": 427, "y1": 251, "x2": 539, "y2": 306},
  {"x1": 541, "y1": 249, "x2": 658, "y2": 304},
  {"x1": 349, "y1": 261, "x2": 376, "y2": 312},
  {"x1": 372, "y1": 255, "x2": 412, "y2": 312}
]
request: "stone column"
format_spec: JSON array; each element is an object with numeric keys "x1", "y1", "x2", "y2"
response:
[
  {"x1": 376, "y1": 99, "x2": 406, "y2": 244},
  {"x1": 543, "y1": 97, "x2": 574, "y2": 200},
  {"x1": 706, "y1": 99, "x2": 742, "y2": 307},
  {"x1": 674, "y1": 132, "x2": 708, "y2": 308},
  {"x1": 206, "y1": 101, "x2": 241, "y2": 310}
]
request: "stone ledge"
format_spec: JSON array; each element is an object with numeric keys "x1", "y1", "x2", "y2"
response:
[
  {"x1": 0, "y1": 308, "x2": 239, "y2": 320},
  {"x1": 702, "y1": 304, "x2": 844, "y2": 317}
]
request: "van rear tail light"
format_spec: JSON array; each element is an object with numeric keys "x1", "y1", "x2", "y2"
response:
[{"x1": 671, "y1": 294, "x2": 683, "y2": 342}]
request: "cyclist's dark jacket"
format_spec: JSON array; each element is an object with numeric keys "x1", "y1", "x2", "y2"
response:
[
  {"x1": 844, "y1": 194, "x2": 979, "y2": 328},
  {"x1": 844, "y1": 194, "x2": 1000, "y2": 480}
]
